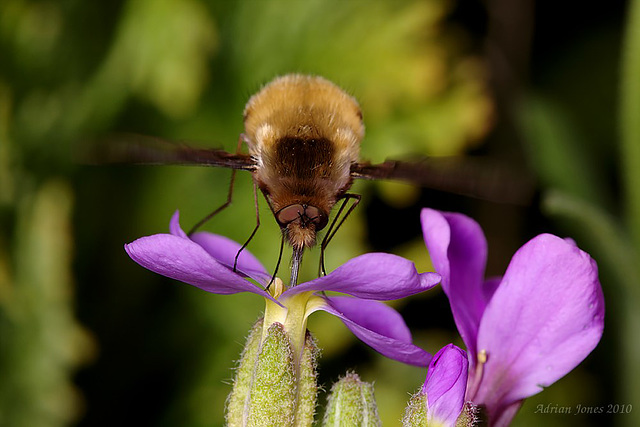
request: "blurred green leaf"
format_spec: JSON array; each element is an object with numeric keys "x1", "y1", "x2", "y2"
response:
[
  {"x1": 542, "y1": 189, "x2": 640, "y2": 427},
  {"x1": 59, "y1": 0, "x2": 217, "y2": 140},
  {"x1": 519, "y1": 95, "x2": 609, "y2": 208},
  {"x1": 542, "y1": 189, "x2": 639, "y2": 304},
  {"x1": 0, "y1": 179, "x2": 94, "y2": 427},
  {"x1": 620, "y1": 0, "x2": 640, "y2": 250}
]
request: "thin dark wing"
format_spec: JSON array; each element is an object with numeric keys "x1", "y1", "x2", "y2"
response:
[
  {"x1": 81, "y1": 133, "x2": 256, "y2": 171},
  {"x1": 351, "y1": 157, "x2": 535, "y2": 205}
]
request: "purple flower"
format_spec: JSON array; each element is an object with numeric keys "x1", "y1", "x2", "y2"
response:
[
  {"x1": 421, "y1": 208, "x2": 605, "y2": 426},
  {"x1": 125, "y1": 211, "x2": 441, "y2": 367}
]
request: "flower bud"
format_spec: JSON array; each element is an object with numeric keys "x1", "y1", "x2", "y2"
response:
[
  {"x1": 323, "y1": 372, "x2": 381, "y2": 426},
  {"x1": 296, "y1": 332, "x2": 320, "y2": 425},
  {"x1": 403, "y1": 344, "x2": 469, "y2": 426},
  {"x1": 455, "y1": 402, "x2": 485, "y2": 427},
  {"x1": 226, "y1": 320, "x2": 319, "y2": 426},
  {"x1": 402, "y1": 394, "x2": 485, "y2": 427},
  {"x1": 402, "y1": 390, "x2": 428, "y2": 426},
  {"x1": 226, "y1": 320, "x2": 264, "y2": 425}
]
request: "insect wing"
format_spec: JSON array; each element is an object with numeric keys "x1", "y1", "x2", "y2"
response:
[
  {"x1": 351, "y1": 157, "x2": 535, "y2": 205},
  {"x1": 82, "y1": 133, "x2": 256, "y2": 171}
]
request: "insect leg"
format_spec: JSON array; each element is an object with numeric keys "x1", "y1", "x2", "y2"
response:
[
  {"x1": 317, "y1": 198, "x2": 350, "y2": 277},
  {"x1": 233, "y1": 179, "x2": 261, "y2": 272},
  {"x1": 188, "y1": 169, "x2": 236, "y2": 235},
  {"x1": 265, "y1": 233, "x2": 286, "y2": 291},
  {"x1": 188, "y1": 135, "x2": 247, "y2": 236},
  {"x1": 318, "y1": 193, "x2": 361, "y2": 276}
]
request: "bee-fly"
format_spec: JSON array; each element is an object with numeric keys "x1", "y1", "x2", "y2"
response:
[
  {"x1": 242, "y1": 74, "x2": 364, "y2": 285},
  {"x1": 95, "y1": 74, "x2": 532, "y2": 286}
]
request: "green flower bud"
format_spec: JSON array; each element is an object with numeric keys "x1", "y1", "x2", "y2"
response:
[
  {"x1": 402, "y1": 393, "x2": 485, "y2": 427},
  {"x1": 402, "y1": 389, "x2": 428, "y2": 426},
  {"x1": 227, "y1": 319, "x2": 264, "y2": 425},
  {"x1": 322, "y1": 372, "x2": 381, "y2": 427},
  {"x1": 296, "y1": 332, "x2": 320, "y2": 425},
  {"x1": 226, "y1": 319, "x2": 319, "y2": 427},
  {"x1": 455, "y1": 402, "x2": 486, "y2": 427},
  {"x1": 248, "y1": 322, "x2": 296, "y2": 425}
]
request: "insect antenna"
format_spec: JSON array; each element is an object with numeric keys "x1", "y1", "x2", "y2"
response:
[{"x1": 318, "y1": 193, "x2": 361, "y2": 276}]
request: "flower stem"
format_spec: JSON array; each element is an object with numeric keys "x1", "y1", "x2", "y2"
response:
[
  {"x1": 620, "y1": 1, "x2": 640, "y2": 424},
  {"x1": 621, "y1": 0, "x2": 640, "y2": 249}
]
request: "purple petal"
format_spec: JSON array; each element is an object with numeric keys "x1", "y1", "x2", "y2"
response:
[
  {"x1": 125, "y1": 233, "x2": 273, "y2": 300},
  {"x1": 285, "y1": 253, "x2": 440, "y2": 300},
  {"x1": 482, "y1": 277, "x2": 501, "y2": 303},
  {"x1": 423, "y1": 344, "x2": 468, "y2": 426},
  {"x1": 319, "y1": 296, "x2": 432, "y2": 366},
  {"x1": 190, "y1": 233, "x2": 269, "y2": 284},
  {"x1": 169, "y1": 210, "x2": 188, "y2": 238},
  {"x1": 421, "y1": 208, "x2": 488, "y2": 358},
  {"x1": 471, "y1": 234, "x2": 604, "y2": 423},
  {"x1": 167, "y1": 211, "x2": 269, "y2": 283},
  {"x1": 492, "y1": 401, "x2": 524, "y2": 427}
]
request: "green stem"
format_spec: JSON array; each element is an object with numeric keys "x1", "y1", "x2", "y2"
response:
[
  {"x1": 621, "y1": 0, "x2": 640, "y2": 249},
  {"x1": 620, "y1": 1, "x2": 640, "y2": 425}
]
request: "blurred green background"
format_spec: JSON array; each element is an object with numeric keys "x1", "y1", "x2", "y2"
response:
[{"x1": 1, "y1": 0, "x2": 637, "y2": 425}]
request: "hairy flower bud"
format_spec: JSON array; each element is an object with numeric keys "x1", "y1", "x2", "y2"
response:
[
  {"x1": 403, "y1": 344, "x2": 468, "y2": 427},
  {"x1": 403, "y1": 395, "x2": 484, "y2": 427},
  {"x1": 323, "y1": 372, "x2": 381, "y2": 426},
  {"x1": 402, "y1": 390, "x2": 429, "y2": 426},
  {"x1": 226, "y1": 320, "x2": 319, "y2": 426},
  {"x1": 226, "y1": 320, "x2": 264, "y2": 425},
  {"x1": 455, "y1": 402, "x2": 485, "y2": 427},
  {"x1": 296, "y1": 332, "x2": 320, "y2": 425}
]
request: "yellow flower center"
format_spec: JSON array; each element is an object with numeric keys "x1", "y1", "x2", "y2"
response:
[{"x1": 262, "y1": 278, "x2": 326, "y2": 369}]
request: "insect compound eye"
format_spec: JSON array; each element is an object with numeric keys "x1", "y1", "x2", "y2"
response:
[
  {"x1": 275, "y1": 204, "x2": 328, "y2": 230},
  {"x1": 276, "y1": 204, "x2": 305, "y2": 226},
  {"x1": 304, "y1": 205, "x2": 328, "y2": 231}
]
